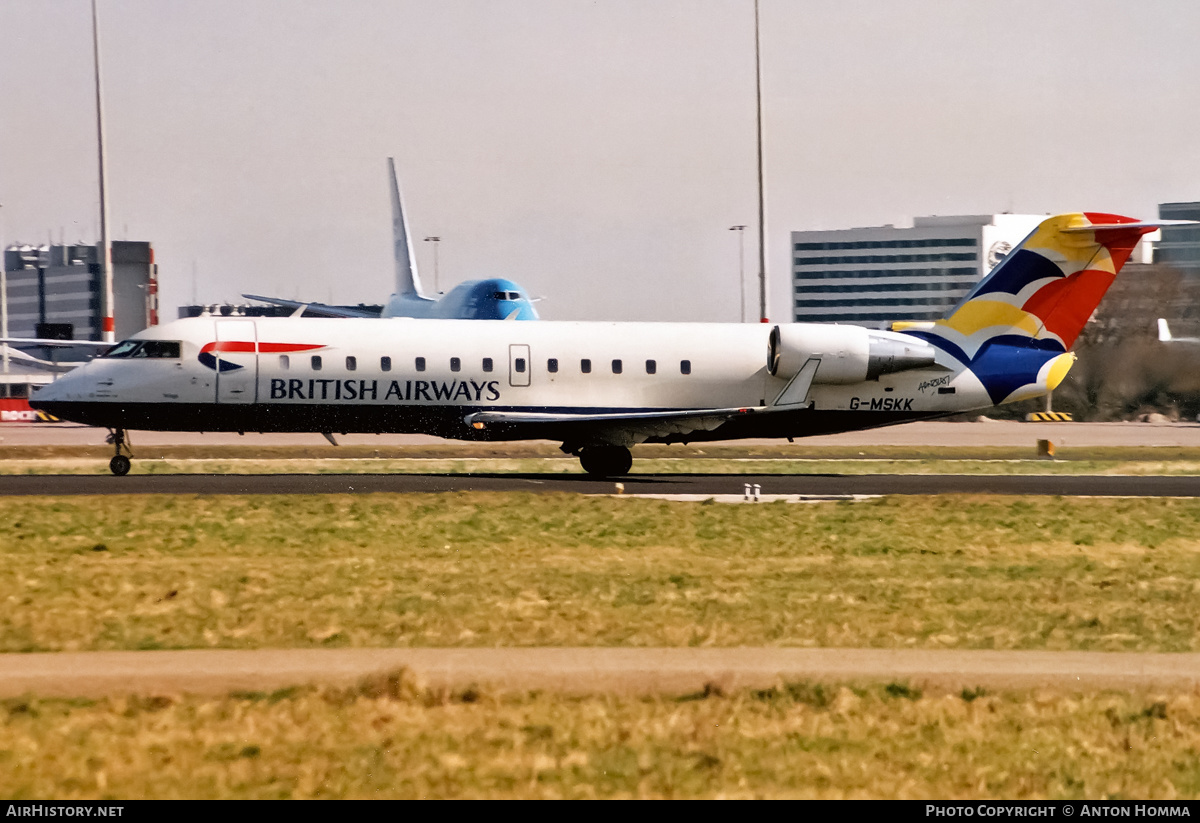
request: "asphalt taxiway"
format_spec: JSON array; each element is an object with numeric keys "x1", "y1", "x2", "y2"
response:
[
  {"x1": 4, "y1": 419, "x2": 1200, "y2": 447},
  {"x1": 0, "y1": 471, "x2": 1197, "y2": 497}
]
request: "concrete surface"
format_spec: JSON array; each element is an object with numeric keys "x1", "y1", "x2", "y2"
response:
[
  {"x1": 4, "y1": 420, "x2": 1200, "y2": 448},
  {"x1": 2, "y1": 648, "x2": 1199, "y2": 698}
]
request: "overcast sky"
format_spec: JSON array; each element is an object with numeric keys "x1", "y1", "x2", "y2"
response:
[{"x1": 2, "y1": 0, "x2": 1198, "y2": 324}]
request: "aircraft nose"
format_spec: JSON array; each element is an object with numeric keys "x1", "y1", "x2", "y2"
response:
[
  {"x1": 28, "y1": 378, "x2": 64, "y2": 406},
  {"x1": 28, "y1": 367, "x2": 88, "y2": 406}
]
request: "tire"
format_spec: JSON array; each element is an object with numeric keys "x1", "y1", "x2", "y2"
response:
[
  {"x1": 109, "y1": 455, "x2": 131, "y2": 476},
  {"x1": 579, "y1": 446, "x2": 632, "y2": 478}
]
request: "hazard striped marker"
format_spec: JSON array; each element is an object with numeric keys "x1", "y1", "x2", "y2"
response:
[{"x1": 1025, "y1": 412, "x2": 1073, "y2": 422}]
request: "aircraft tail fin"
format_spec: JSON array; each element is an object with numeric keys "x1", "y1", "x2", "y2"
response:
[
  {"x1": 1158, "y1": 318, "x2": 1173, "y2": 342},
  {"x1": 921, "y1": 213, "x2": 1174, "y2": 362},
  {"x1": 389, "y1": 157, "x2": 425, "y2": 298}
]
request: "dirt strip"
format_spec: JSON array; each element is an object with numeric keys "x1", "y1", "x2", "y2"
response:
[{"x1": 3, "y1": 648, "x2": 1200, "y2": 698}]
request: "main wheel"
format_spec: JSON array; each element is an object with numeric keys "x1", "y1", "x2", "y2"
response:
[
  {"x1": 578, "y1": 446, "x2": 633, "y2": 478},
  {"x1": 109, "y1": 454, "x2": 131, "y2": 476}
]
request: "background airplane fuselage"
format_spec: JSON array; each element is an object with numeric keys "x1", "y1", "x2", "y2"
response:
[
  {"x1": 33, "y1": 316, "x2": 993, "y2": 443},
  {"x1": 381, "y1": 278, "x2": 538, "y2": 321}
]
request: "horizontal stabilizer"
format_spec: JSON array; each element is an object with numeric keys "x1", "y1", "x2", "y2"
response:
[{"x1": 1061, "y1": 220, "x2": 1195, "y2": 233}]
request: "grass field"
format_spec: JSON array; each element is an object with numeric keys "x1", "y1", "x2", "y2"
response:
[
  {"x1": 2, "y1": 493, "x2": 1199, "y2": 653},
  {"x1": 5, "y1": 490, "x2": 1200, "y2": 799},
  {"x1": 3, "y1": 678, "x2": 1198, "y2": 799}
]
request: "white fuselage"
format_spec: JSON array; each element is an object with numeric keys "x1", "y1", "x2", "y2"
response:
[{"x1": 32, "y1": 316, "x2": 995, "y2": 443}]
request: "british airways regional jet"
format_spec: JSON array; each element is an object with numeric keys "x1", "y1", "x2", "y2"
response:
[{"x1": 32, "y1": 213, "x2": 1172, "y2": 476}]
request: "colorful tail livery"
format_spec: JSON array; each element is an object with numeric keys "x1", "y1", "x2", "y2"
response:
[{"x1": 912, "y1": 213, "x2": 1176, "y2": 405}]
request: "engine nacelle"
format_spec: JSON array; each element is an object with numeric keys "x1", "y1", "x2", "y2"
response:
[{"x1": 768, "y1": 325, "x2": 940, "y2": 384}]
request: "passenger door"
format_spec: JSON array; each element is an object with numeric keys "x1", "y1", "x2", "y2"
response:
[
  {"x1": 215, "y1": 320, "x2": 258, "y2": 404},
  {"x1": 509, "y1": 344, "x2": 531, "y2": 388}
]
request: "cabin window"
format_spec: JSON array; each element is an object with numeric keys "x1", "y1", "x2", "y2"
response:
[
  {"x1": 380, "y1": 356, "x2": 392, "y2": 372},
  {"x1": 612, "y1": 359, "x2": 622, "y2": 374},
  {"x1": 279, "y1": 355, "x2": 290, "y2": 370},
  {"x1": 515, "y1": 358, "x2": 526, "y2": 373},
  {"x1": 9, "y1": 383, "x2": 28, "y2": 398},
  {"x1": 680, "y1": 360, "x2": 691, "y2": 375},
  {"x1": 311, "y1": 355, "x2": 322, "y2": 371},
  {"x1": 547, "y1": 358, "x2": 558, "y2": 373},
  {"x1": 346, "y1": 356, "x2": 357, "y2": 371},
  {"x1": 415, "y1": 357, "x2": 426, "y2": 372},
  {"x1": 645, "y1": 359, "x2": 656, "y2": 374},
  {"x1": 450, "y1": 357, "x2": 461, "y2": 372}
]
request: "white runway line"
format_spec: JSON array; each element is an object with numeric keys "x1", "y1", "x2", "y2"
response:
[{"x1": 611, "y1": 493, "x2": 882, "y2": 504}]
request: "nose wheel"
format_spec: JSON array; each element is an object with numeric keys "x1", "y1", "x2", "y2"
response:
[{"x1": 105, "y1": 428, "x2": 133, "y2": 476}]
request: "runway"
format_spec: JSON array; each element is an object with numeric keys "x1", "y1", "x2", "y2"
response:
[
  {"x1": 3, "y1": 647, "x2": 1199, "y2": 698},
  {"x1": 1, "y1": 471, "x2": 1198, "y2": 497}
]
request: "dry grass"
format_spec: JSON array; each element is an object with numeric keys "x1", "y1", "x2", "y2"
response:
[
  {"x1": 2, "y1": 493, "x2": 1199, "y2": 652},
  {"x1": 2, "y1": 677, "x2": 1199, "y2": 799}
]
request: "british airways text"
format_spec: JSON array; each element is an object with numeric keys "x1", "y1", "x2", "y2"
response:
[{"x1": 269, "y1": 379, "x2": 501, "y2": 403}]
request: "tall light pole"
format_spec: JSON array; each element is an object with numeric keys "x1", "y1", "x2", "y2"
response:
[
  {"x1": 729, "y1": 225, "x2": 746, "y2": 322},
  {"x1": 91, "y1": 0, "x2": 115, "y2": 342},
  {"x1": 753, "y1": 0, "x2": 769, "y2": 323},
  {"x1": 424, "y1": 236, "x2": 441, "y2": 293}
]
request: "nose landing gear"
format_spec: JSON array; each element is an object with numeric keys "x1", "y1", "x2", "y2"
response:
[{"x1": 106, "y1": 428, "x2": 132, "y2": 476}]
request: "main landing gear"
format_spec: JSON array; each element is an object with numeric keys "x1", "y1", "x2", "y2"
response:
[
  {"x1": 106, "y1": 428, "x2": 132, "y2": 476},
  {"x1": 576, "y1": 445, "x2": 633, "y2": 478}
]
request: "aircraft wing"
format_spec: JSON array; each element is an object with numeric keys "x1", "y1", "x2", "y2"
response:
[
  {"x1": 0, "y1": 338, "x2": 112, "y2": 349},
  {"x1": 242, "y1": 295, "x2": 382, "y2": 318},
  {"x1": 464, "y1": 406, "x2": 769, "y2": 442}
]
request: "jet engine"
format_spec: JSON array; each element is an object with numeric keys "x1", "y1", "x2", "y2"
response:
[{"x1": 767, "y1": 324, "x2": 940, "y2": 384}]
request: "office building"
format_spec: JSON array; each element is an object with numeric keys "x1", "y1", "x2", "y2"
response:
[
  {"x1": 1155, "y1": 202, "x2": 1200, "y2": 276},
  {"x1": 791, "y1": 214, "x2": 1047, "y2": 327},
  {"x1": 1, "y1": 241, "x2": 158, "y2": 342}
]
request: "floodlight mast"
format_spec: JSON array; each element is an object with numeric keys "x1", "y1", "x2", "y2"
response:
[
  {"x1": 91, "y1": 0, "x2": 115, "y2": 343},
  {"x1": 753, "y1": 0, "x2": 768, "y2": 323}
]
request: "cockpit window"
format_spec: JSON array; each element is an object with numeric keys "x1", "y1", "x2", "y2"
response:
[
  {"x1": 133, "y1": 341, "x2": 181, "y2": 359},
  {"x1": 102, "y1": 340, "x2": 142, "y2": 358},
  {"x1": 492, "y1": 291, "x2": 522, "y2": 301},
  {"x1": 102, "y1": 340, "x2": 182, "y2": 359}
]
